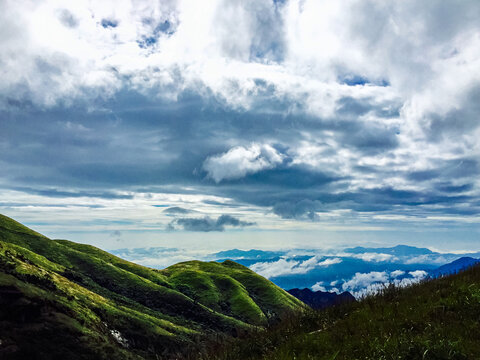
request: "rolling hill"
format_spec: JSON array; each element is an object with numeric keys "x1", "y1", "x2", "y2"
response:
[{"x1": 0, "y1": 214, "x2": 304, "y2": 359}]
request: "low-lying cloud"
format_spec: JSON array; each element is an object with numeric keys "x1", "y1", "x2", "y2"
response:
[
  {"x1": 341, "y1": 270, "x2": 429, "y2": 298},
  {"x1": 250, "y1": 256, "x2": 342, "y2": 279}
]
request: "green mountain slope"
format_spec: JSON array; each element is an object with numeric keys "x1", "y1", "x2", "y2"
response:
[
  {"x1": 0, "y1": 214, "x2": 304, "y2": 359},
  {"x1": 208, "y1": 263, "x2": 480, "y2": 359}
]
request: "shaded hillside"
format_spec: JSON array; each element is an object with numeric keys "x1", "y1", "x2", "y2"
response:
[
  {"x1": 205, "y1": 263, "x2": 480, "y2": 359},
  {"x1": 0, "y1": 214, "x2": 304, "y2": 359},
  {"x1": 287, "y1": 288, "x2": 355, "y2": 310},
  {"x1": 430, "y1": 256, "x2": 480, "y2": 278}
]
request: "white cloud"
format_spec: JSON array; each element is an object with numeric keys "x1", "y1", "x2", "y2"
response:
[
  {"x1": 311, "y1": 281, "x2": 326, "y2": 292},
  {"x1": 404, "y1": 255, "x2": 448, "y2": 265},
  {"x1": 249, "y1": 256, "x2": 340, "y2": 279},
  {"x1": 342, "y1": 271, "x2": 389, "y2": 292},
  {"x1": 250, "y1": 258, "x2": 302, "y2": 278},
  {"x1": 390, "y1": 270, "x2": 405, "y2": 278},
  {"x1": 409, "y1": 270, "x2": 428, "y2": 280},
  {"x1": 318, "y1": 257, "x2": 342, "y2": 267},
  {"x1": 2, "y1": 0, "x2": 477, "y2": 125},
  {"x1": 351, "y1": 253, "x2": 397, "y2": 262},
  {"x1": 203, "y1": 143, "x2": 284, "y2": 182},
  {"x1": 342, "y1": 269, "x2": 429, "y2": 298}
]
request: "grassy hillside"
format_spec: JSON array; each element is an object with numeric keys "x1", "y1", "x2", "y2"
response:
[
  {"x1": 205, "y1": 263, "x2": 480, "y2": 359},
  {"x1": 0, "y1": 214, "x2": 304, "y2": 359},
  {"x1": 163, "y1": 260, "x2": 303, "y2": 326}
]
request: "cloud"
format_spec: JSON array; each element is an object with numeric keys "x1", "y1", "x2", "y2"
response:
[
  {"x1": 409, "y1": 270, "x2": 428, "y2": 280},
  {"x1": 390, "y1": 270, "x2": 405, "y2": 278},
  {"x1": 351, "y1": 253, "x2": 398, "y2": 263},
  {"x1": 168, "y1": 214, "x2": 255, "y2": 232},
  {"x1": 203, "y1": 144, "x2": 284, "y2": 182},
  {"x1": 110, "y1": 247, "x2": 205, "y2": 268},
  {"x1": 109, "y1": 230, "x2": 122, "y2": 239},
  {"x1": 342, "y1": 269, "x2": 429, "y2": 298},
  {"x1": 163, "y1": 206, "x2": 192, "y2": 214},
  {"x1": 342, "y1": 271, "x2": 389, "y2": 292},
  {"x1": 249, "y1": 256, "x2": 341, "y2": 279},
  {"x1": 318, "y1": 257, "x2": 342, "y2": 267},
  {"x1": 272, "y1": 199, "x2": 322, "y2": 220},
  {"x1": 0, "y1": 0, "x2": 480, "y2": 245},
  {"x1": 311, "y1": 281, "x2": 327, "y2": 292}
]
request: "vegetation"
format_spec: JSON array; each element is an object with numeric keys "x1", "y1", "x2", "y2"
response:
[
  {"x1": 202, "y1": 264, "x2": 480, "y2": 360},
  {"x1": 0, "y1": 214, "x2": 303, "y2": 359}
]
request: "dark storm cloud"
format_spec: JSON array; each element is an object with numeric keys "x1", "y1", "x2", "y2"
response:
[{"x1": 169, "y1": 215, "x2": 256, "y2": 232}]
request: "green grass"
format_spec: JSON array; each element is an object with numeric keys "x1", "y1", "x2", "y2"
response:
[
  {"x1": 0, "y1": 214, "x2": 304, "y2": 359},
  {"x1": 162, "y1": 260, "x2": 305, "y2": 326}
]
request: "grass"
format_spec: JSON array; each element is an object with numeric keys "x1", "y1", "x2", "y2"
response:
[
  {"x1": 0, "y1": 214, "x2": 304, "y2": 359},
  {"x1": 163, "y1": 260, "x2": 305, "y2": 326}
]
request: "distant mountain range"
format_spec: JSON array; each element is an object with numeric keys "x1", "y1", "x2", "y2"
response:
[
  {"x1": 211, "y1": 245, "x2": 480, "y2": 297},
  {"x1": 344, "y1": 244, "x2": 434, "y2": 256}
]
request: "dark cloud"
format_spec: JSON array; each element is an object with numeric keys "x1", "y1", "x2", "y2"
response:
[
  {"x1": 163, "y1": 206, "x2": 192, "y2": 214},
  {"x1": 109, "y1": 230, "x2": 122, "y2": 239},
  {"x1": 426, "y1": 86, "x2": 480, "y2": 142},
  {"x1": 436, "y1": 183, "x2": 473, "y2": 194},
  {"x1": 272, "y1": 199, "x2": 322, "y2": 220},
  {"x1": 8, "y1": 186, "x2": 133, "y2": 200},
  {"x1": 101, "y1": 18, "x2": 118, "y2": 28},
  {"x1": 169, "y1": 215, "x2": 256, "y2": 232}
]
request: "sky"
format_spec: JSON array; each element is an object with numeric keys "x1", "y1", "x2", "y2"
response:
[{"x1": 1, "y1": 0, "x2": 480, "y2": 254}]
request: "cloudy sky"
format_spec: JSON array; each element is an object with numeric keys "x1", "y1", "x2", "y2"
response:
[{"x1": 1, "y1": 0, "x2": 480, "y2": 253}]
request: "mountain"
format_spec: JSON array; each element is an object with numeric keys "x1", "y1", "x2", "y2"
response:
[
  {"x1": 344, "y1": 244, "x2": 434, "y2": 256},
  {"x1": 287, "y1": 288, "x2": 355, "y2": 310},
  {"x1": 430, "y1": 256, "x2": 480, "y2": 278},
  {"x1": 212, "y1": 249, "x2": 284, "y2": 261},
  {"x1": 210, "y1": 245, "x2": 457, "y2": 292},
  {"x1": 0, "y1": 214, "x2": 304, "y2": 359}
]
